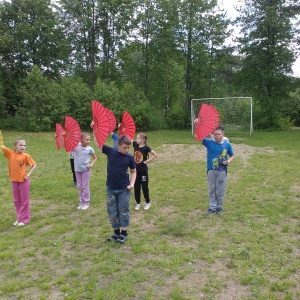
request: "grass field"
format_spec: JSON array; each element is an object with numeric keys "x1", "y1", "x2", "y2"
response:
[{"x1": 0, "y1": 129, "x2": 300, "y2": 300}]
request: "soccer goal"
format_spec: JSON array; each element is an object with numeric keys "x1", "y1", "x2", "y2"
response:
[{"x1": 191, "y1": 97, "x2": 253, "y2": 136}]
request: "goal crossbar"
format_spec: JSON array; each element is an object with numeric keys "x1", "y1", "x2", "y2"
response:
[{"x1": 191, "y1": 97, "x2": 253, "y2": 136}]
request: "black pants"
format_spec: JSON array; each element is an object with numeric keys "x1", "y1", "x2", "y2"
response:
[
  {"x1": 70, "y1": 158, "x2": 76, "y2": 183},
  {"x1": 134, "y1": 171, "x2": 150, "y2": 204}
]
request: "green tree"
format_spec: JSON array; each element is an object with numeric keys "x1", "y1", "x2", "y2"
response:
[
  {"x1": 235, "y1": 0, "x2": 299, "y2": 129},
  {"x1": 59, "y1": 76, "x2": 92, "y2": 128},
  {"x1": 177, "y1": 0, "x2": 231, "y2": 107},
  {"x1": 17, "y1": 66, "x2": 65, "y2": 131},
  {"x1": 0, "y1": 0, "x2": 69, "y2": 115},
  {"x1": 58, "y1": 0, "x2": 99, "y2": 86}
]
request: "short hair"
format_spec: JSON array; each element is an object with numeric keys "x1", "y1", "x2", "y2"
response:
[
  {"x1": 118, "y1": 135, "x2": 131, "y2": 146},
  {"x1": 214, "y1": 126, "x2": 224, "y2": 133},
  {"x1": 14, "y1": 138, "x2": 25, "y2": 146},
  {"x1": 81, "y1": 132, "x2": 90, "y2": 139}
]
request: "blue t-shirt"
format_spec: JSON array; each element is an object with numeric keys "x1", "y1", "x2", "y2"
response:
[
  {"x1": 102, "y1": 144, "x2": 135, "y2": 189},
  {"x1": 73, "y1": 143, "x2": 95, "y2": 172},
  {"x1": 202, "y1": 138, "x2": 234, "y2": 171}
]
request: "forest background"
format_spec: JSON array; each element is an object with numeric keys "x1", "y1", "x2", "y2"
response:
[{"x1": 0, "y1": 0, "x2": 300, "y2": 132}]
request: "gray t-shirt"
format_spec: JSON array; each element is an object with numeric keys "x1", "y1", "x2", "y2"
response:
[{"x1": 73, "y1": 143, "x2": 95, "y2": 172}]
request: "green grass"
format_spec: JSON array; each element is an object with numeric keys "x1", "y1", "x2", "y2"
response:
[{"x1": 1, "y1": 129, "x2": 300, "y2": 299}]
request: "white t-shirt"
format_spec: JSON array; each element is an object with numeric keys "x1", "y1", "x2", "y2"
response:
[{"x1": 73, "y1": 143, "x2": 95, "y2": 172}]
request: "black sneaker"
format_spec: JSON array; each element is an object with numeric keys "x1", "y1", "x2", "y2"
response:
[
  {"x1": 116, "y1": 234, "x2": 128, "y2": 244},
  {"x1": 107, "y1": 234, "x2": 119, "y2": 243},
  {"x1": 206, "y1": 209, "x2": 216, "y2": 216}
]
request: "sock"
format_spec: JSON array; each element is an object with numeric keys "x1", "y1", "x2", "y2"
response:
[
  {"x1": 121, "y1": 230, "x2": 128, "y2": 237},
  {"x1": 114, "y1": 229, "x2": 120, "y2": 235}
]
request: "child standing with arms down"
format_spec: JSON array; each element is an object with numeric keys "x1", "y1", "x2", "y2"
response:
[
  {"x1": 133, "y1": 133, "x2": 158, "y2": 210},
  {"x1": 2, "y1": 138, "x2": 37, "y2": 226},
  {"x1": 202, "y1": 126, "x2": 234, "y2": 215},
  {"x1": 100, "y1": 134, "x2": 136, "y2": 244},
  {"x1": 73, "y1": 133, "x2": 97, "y2": 210}
]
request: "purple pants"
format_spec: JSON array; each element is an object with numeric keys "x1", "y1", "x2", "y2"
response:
[
  {"x1": 12, "y1": 180, "x2": 31, "y2": 224},
  {"x1": 75, "y1": 170, "x2": 91, "y2": 203}
]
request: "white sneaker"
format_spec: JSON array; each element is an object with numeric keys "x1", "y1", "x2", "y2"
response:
[
  {"x1": 13, "y1": 221, "x2": 19, "y2": 226},
  {"x1": 77, "y1": 203, "x2": 84, "y2": 210},
  {"x1": 135, "y1": 204, "x2": 140, "y2": 211},
  {"x1": 81, "y1": 203, "x2": 89, "y2": 210},
  {"x1": 144, "y1": 203, "x2": 151, "y2": 210},
  {"x1": 17, "y1": 222, "x2": 25, "y2": 226}
]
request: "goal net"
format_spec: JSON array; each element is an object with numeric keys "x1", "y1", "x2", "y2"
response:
[{"x1": 191, "y1": 97, "x2": 253, "y2": 136}]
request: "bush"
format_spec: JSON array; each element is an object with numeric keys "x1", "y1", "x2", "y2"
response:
[
  {"x1": 0, "y1": 116, "x2": 29, "y2": 131},
  {"x1": 165, "y1": 104, "x2": 189, "y2": 129}
]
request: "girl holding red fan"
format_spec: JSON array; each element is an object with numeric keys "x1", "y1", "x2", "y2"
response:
[
  {"x1": 133, "y1": 133, "x2": 158, "y2": 210},
  {"x1": 73, "y1": 133, "x2": 97, "y2": 210}
]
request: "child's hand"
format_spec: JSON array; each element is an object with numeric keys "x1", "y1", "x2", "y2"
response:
[{"x1": 90, "y1": 121, "x2": 94, "y2": 128}]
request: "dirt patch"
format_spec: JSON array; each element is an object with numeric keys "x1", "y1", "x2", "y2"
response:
[
  {"x1": 216, "y1": 280, "x2": 250, "y2": 300},
  {"x1": 155, "y1": 143, "x2": 282, "y2": 167}
]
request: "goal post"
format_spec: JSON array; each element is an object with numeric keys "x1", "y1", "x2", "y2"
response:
[{"x1": 191, "y1": 97, "x2": 253, "y2": 136}]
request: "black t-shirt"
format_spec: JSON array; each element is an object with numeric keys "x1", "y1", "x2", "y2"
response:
[{"x1": 133, "y1": 141, "x2": 152, "y2": 172}]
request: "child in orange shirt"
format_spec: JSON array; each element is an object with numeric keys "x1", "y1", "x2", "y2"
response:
[{"x1": 2, "y1": 138, "x2": 36, "y2": 226}]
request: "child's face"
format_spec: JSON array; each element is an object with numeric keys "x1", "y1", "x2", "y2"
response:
[
  {"x1": 136, "y1": 135, "x2": 144, "y2": 145},
  {"x1": 81, "y1": 135, "x2": 90, "y2": 147},
  {"x1": 213, "y1": 130, "x2": 224, "y2": 143},
  {"x1": 14, "y1": 140, "x2": 26, "y2": 153},
  {"x1": 118, "y1": 143, "x2": 130, "y2": 154}
]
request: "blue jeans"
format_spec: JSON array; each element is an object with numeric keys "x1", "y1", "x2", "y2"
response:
[{"x1": 106, "y1": 186, "x2": 131, "y2": 229}]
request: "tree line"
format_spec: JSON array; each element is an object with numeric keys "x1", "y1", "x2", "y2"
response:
[{"x1": 0, "y1": 0, "x2": 299, "y2": 131}]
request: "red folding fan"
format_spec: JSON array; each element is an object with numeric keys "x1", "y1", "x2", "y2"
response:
[
  {"x1": 195, "y1": 104, "x2": 220, "y2": 140},
  {"x1": 91, "y1": 100, "x2": 110, "y2": 147},
  {"x1": 55, "y1": 123, "x2": 65, "y2": 150},
  {"x1": 118, "y1": 111, "x2": 136, "y2": 140},
  {"x1": 106, "y1": 108, "x2": 116, "y2": 133},
  {"x1": 64, "y1": 116, "x2": 82, "y2": 152}
]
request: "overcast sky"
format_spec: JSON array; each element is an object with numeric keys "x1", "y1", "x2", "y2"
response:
[{"x1": 218, "y1": 0, "x2": 300, "y2": 77}]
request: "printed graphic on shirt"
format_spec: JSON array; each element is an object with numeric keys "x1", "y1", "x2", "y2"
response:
[
  {"x1": 212, "y1": 149, "x2": 228, "y2": 170},
  {"x1": 134, "y1": 151, "x2": 143, "y2": 164}
]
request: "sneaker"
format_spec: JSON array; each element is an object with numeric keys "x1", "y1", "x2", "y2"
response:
[
  {"x1": 77, "y1": 203, "x2": 84, "y2": 210},
  {"x1": 17, "y1": 222, "x2": 25, "y2": 226},
  {"x1": 206, "y1": 209, "x2": 216, "y2": 216},
  {"x1": 81, "y1": 203, "x2": 89, "y2": 210},
  {"x1": 116, "y1": 234, "x2": 128, "y2": 244},
  {"x1": 144, "y1": 203, "x2": 151, "y2": 210},
  {"x1": 135, "y1": 204, "x2": 140, "y2": 211},
  {"x1": 107, "y1": 234, "x2": 119, "y2": 243},
  {"x1": 216, "y1": 210, "x2": 223, "y2": 215},
  {"x1": 13, "y1": 221, "x2": 19, "y2": 226}
]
